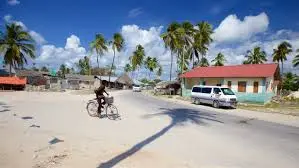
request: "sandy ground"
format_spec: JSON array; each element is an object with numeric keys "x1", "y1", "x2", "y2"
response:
[{"x1": 1, "y1": 90, "x2": 299, "y2": 168}]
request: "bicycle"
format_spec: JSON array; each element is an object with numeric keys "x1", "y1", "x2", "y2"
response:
[{"x1": 86, "y1": 96, "x2": 119, "y2": 120}]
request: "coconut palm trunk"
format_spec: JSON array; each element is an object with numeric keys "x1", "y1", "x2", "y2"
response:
[
  {"x1": 96, "y1": 54, "x2": 100, "y2": 69},
  {"x1": 170, "y1": 51, "x2": 173, "y2": 81},
  {"x1": 108, "y1": 49, "x2": 116, "y2": 87}
]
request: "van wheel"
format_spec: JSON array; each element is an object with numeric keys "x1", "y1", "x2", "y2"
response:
[
  {"x1": 195, "y1": 98, "x2": 200, "y2": 105},
  {"x1": 213, "y1": 101, "x2": 219, "y2": 108}
]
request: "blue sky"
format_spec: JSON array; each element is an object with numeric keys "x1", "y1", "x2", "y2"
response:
[{"x1": 1, "y1": 0, "x2": 299, "y2": 78}]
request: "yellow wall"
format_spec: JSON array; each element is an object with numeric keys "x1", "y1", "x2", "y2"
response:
[{"x1": 222, "y1": 78, "x2": 264, "y2": 93}]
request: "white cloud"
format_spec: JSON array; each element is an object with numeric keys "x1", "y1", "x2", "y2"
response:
[
  {"x1": 4, "y1": 14, "x2": 12, "y2": 22},
  {"x1": 36, "y1": 35, "x2": 86, "y2": 68},
  {"x1": 7, "y1": 0, "x2": 20, "y2": 6},
  {"x1": 212, "y1": 12, "x2": 269, "y2": 43},
  {"x1": 128, "y1": 8, "x2": 143, "y2": 18},
  {"x1": 29, "y1": 31, "x2": 46, "y2": 45},
  {"x1": 208, "y1": 29, "x2": 299, "y2": 74}
]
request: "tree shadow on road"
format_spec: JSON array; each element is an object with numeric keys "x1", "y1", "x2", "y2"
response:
[{"x1": 97, "y1": 108, "x2": 223, "y2": 168}]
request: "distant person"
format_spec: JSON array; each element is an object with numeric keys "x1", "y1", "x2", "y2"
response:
[{"x1": 94, "y1": 76, "x2": 109, "y2": 115}]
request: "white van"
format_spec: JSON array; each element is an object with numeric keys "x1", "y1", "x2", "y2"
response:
[{"x1": 191, "y1": 85, "x2": 237, "y2": 108}]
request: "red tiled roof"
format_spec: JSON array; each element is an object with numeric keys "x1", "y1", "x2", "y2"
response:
[
  {"x1": 181, "y1": 63, "x2": 278, "y2": 78},
  {"x1": 0, "y1": 77, "x2": 27, "y2": 85}
]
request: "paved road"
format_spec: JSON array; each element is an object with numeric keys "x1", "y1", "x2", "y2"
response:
[{"x1": 110, "y1": 91, "x2": 299, "y2": 168}]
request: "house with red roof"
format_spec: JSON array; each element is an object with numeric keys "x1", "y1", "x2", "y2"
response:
[{"x1": 180, "y1": 63, "x2": 280, "y2": 103}]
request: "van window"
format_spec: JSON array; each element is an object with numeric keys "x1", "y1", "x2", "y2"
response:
[
  {"x1": 213, "y1": 88, "x2": 221, "y2": 94},
  {"x1": 202, "y1": 87, "x2": 212, "y2": 94},
  {"x1": 192, "y1": 87, "x2": 201, "y2": 93},
  {"x1": 221, "y1": 88, "x2": 235, "y2": 95}
]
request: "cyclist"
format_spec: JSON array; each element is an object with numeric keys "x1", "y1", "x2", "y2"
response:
[{"x1": 94, "y1": 76, "x2": 109, "y2": 115}]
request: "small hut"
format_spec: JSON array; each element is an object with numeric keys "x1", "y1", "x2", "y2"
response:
[{"x1": 154, "y1": 81, "x2": 181, "y2": 95}]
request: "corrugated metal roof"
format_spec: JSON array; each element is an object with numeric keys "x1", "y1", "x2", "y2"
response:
[
  {"x1": 181, "y1": 63, "x2": 279, "y2": 78},
  {"x1": 0, "y1": 77, "x2": 27, "y2": 85},
  {"x1": 96, "y1": 76, "x2": 118, "y2": 82}
]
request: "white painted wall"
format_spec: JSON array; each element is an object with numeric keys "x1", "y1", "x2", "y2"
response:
[{"x1": 223, "y1": 78, "x2": 264, "y2": 93}]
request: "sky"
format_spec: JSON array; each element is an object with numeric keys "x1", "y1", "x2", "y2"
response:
[{"x1": 1, "y1": 0, "x2": 299, "y2": 79}]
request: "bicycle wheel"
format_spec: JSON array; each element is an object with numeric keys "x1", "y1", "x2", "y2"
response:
[
  {"x1": 86, "y1": 101, "x2": 99, "y2": 117},
  {"x1": 106, "y1": 104, "x2": 119, "y2": 120}
]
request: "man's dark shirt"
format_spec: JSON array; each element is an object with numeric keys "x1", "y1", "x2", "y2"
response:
[{"x1": 96, "y1": 85, "x2": 105, "y2": 96}]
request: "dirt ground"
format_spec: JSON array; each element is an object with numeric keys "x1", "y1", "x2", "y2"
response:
[{"x1": 1, "y1": 90, "x2": 299, "y2": 168}]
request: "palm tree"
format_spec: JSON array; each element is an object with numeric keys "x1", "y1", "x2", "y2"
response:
[
  {"x1": 130, "y1": 44, "x2": 145, "y2": 79},
  {"x1": 273, "y1": 41, "x2": 292, "y2": 75},
  {"x1": 124, "y1": 63, "x2": 132, "y2": 73},
  {"x1": 41, "y1": 66, "x2": 49, "y2": 72},
  {"x1": 90, "y1": 34, "x2": 108, "y2": 69},
  {"x1": 108, "y1": 33, "x2": 124, "y2": 83},
  {"x1": 156, "y1": 65, "x2": 162, "y2": 79},
  {"x1": 194, "y1": 21, "x2": 213, "y2": 66},
  {"x1": 212, "y1": 52, "x2": 226, "y2": 66},
  {"x1": 76, "y1": 56, "x2": 90, "y2": 75},
  {"x1": 243, "y1": 47, "x2": 267, "y2": 64},
  {"x1": 293, "y1": 49, "x2": 299, "y2": 67},
  {"x1": 198, "y1": 57, "x2": 209, "y2": 67},
  {"x1": 59, "y1": 64, "x2": 67, "y2": 78},
  {"x1": 0, "y1": 23, "x2": 36, "y2": 76},
  {"x1": 161, "y1": 22, "x2": 181, "y2": 81}
]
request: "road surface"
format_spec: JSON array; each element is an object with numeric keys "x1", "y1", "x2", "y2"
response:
[{"x1": 0, "y1": 90, "x2": 299, "y2": 168}]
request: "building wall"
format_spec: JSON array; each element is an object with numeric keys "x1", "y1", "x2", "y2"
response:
[
  {"x1": 182, "y1": 76, "x2": 276, "y2": 104},
  {"x1": 222, "y1": 78, "x2": 265, "y2": 93}
]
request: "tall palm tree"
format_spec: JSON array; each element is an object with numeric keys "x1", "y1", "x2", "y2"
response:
[
  {"x1": 273, "y1": 41, "x2": 292, "y2": 75},
  {"x1": 156, "y1": 65, "x2": 162, "y2": 79},
  {"x1": 243, "y1": 47, "x2": 267, "y2": 64},
  {"x1": 76, "y1": 56, "x2": 90, "y2": 75},
  {"x1": 293, "y1": 49, "x2": 299, "y2": 67},
  {"x1": 124, "y1": 63, "x2": 132, "y2": 73},
  {"x1": 131, "y1": 44, "x2": 145, "y2": 79},
  {"x1": 109, "y1": 33, "x2": 124, "y2": 83},
  {"x1": 0, "y1": 23, "x2": 36, "y2": 76},
  {"x1": 212, "y1": 52, "x2": 226, "y2": 66},
  {"x1": 198, "y1": 57, "x2": 209, "y2": 67},
  {"x1": 161, "y1": 22, "x2": 181, "y2": 81},
  {"x1": 195, "y1": 21, "x2": 213, "y2": 64},
  {"x1": 90, "y1": 34, "x2": 108, "y2": 69}
]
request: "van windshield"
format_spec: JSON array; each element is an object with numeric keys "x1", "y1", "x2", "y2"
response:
[{"x1": 221, "y1": 88, "x2": 235, "y2": 95}]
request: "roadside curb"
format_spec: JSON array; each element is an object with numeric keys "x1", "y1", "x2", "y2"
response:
[{"x1": 141, "y1": 91, "x2": 299, "y2": 128}]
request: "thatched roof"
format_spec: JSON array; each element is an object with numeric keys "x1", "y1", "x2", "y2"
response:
[
  {"x1": 156, "y1": 81, "x2": 180, "y2": 89},
  {"x1": 16, "y1": 69, "x2": 42, "y2": 77},
  {"x1": 65, "y1": 74, "x2": 95, "y2": 82},
  {"x1": 116, "y1": 73, "x2": 133, "y2": 85}
]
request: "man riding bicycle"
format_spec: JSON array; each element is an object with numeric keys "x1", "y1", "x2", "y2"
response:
[{"x1": 94, "y1": 76, "x2": 109, "y2": 115}]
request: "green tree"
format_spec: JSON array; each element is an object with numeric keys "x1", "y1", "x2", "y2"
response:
[
  {"x1": 41, "y1": 66, "x2": 49, "y2": 72},
  {"x1": 243, "y1": 47, "x2": 267, "y2": 64},
  {"x1": 90, "y1": 34, "x2": 108, "y2": 69},
  {"x1": 161, "y1": 22, "x2": 181, "y2": 81},
  {"x1": 76, "y1": 56, "x2": 90, "y2": 75},
  {"x1": 212, "y1": 52, "x2": 226, "y2": 66},
  {"x1": 282, "y1": 72, "x2": 299, "y2": 91},
  {"x1": 109, "y1": 33, "x2": 124, "y2": 83},
  {"x1": 144, "y1": 57, "x2": 158, "y2": 78},
  {"x1": 59, "y1": 64, "x2": 67, "y2": 78},
  {"x1": 272, "y1": 41, "x2": 292, "y2": 75},
  {"x1": 156, "y1": 65, "x2": 163, "y2": 79},
  {"x1": 198, "y1": 57, "x2": 209, "y2": 67},
  {"x1": 194, "y1": 21, "x2": 213, "y2": 67},
  {"x1": 0, "y1": 23, "x2": 36, "y2": 76},
  {"x1": 293, "y1": 49, "x2": 299, "y2": 67},
  {"x1": 124, "y1": 63, "x2": 132, "y2": 73}
]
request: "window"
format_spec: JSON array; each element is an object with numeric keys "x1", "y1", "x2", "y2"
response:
[
  {"x1": 202, "y1": 81, "x2": 206, "y2": 85},
  {"x1": 238, "y1": 81, "x2": 247, "y2": 92},
  {"x1": 202, "y1": 87, "x2": 212, "y2": 94},
  {"x1": 227, "y1": 81, "x2": 232, "y2": 88},
  {"x1": 221, "y1": 88, "x2": 235, "y2": 95},
  {"x1": 216, "y1": 84, "x2": 221, "y2": 86},
  {"x1": 192, "y1": 87, "x2": 201, "y2": 93},
  {"x1": 213, "y1": 88, "x2": 221, "y2": 94},
  {"x1": 253, "y1": 81, "x2": 259, "y2": 93}
]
